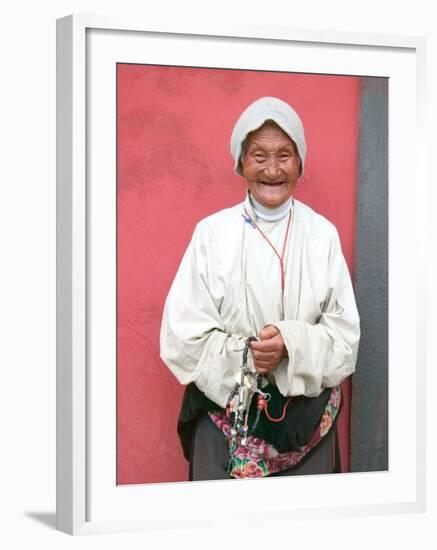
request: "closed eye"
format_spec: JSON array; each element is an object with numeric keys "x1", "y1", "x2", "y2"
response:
[{"x1": 253, "y1": 153, "x2": 267, "y2": 162}]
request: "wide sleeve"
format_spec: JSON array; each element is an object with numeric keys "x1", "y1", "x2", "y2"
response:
[
  {"x1": 160, "y1": 222, "x2": 254, "y2": 408},
  {"x1": 272, "y1": 230, "x2": 360, "y2": 398}
]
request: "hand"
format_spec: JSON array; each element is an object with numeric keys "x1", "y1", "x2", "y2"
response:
[{"x1": 250, "y1": 325, "x2": 288, "y2": 376}]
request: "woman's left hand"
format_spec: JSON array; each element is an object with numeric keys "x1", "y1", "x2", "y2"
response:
[{"x1": 250, "y1": 325, "x2": 288, "y2": 376}]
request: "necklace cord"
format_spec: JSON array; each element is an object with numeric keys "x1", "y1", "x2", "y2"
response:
[
  {"x1": 243, "y1": 207, "x2": 293, "y2": 318},
  {"x1": 244, "y1": 209, "x2": 291, "y2": 289}
]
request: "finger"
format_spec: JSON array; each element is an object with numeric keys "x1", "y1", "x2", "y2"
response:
[
  {"x1": 254, "y1": 358, "x2": 282, "y2": 372},
  {"x1": 258, "y1": 325, "x2": 280, "y2": 340},
  {"x1": 253, "y1": 339, "x2": 282, "y2": 353},
  {"x1": 254, "y1": 361, "x2": 276, "y2": 373},
  {"x1": 260, "y1": 333, "x2": 286, "y2": 353},
  {"x1": 251, "y1": 349, "x2": 277, "y2": 361},
  {"x1": 254, "y1": 358, "x2": 273, "y2": 367},
  {"x1": 251, "y1": 337, "x2": 277, "y2": 351},
  {"x1": 249, "y1": 340, "x2": 263, "y2": 351},
  {"x1": 251, "y1": 339, "x2": 276, "y2": 351},
  {"x1": 255, "y1": 366, "x2": 270, "y2": 375}
]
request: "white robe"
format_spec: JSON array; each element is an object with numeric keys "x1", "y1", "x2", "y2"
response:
[{"x1": 160, "y1": 194, "x2": 360, "y2": 408}]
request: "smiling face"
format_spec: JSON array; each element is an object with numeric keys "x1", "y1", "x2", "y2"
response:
[{"x1": 240, "y1": 122, "x2": 301, "y2": 209}]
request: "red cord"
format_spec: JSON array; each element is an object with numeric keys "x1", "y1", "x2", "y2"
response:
[
  {"x1": 244, "y1": 208, "x2": 293, "y2": 319},
  {"x1": 258, "y1": 396, "x2": 293, "y2": 422},
  {"x1": 244, "y1": 209, "x2": 292, "y2": 291}
]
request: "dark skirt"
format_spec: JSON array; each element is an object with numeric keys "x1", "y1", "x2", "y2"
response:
[
  {"x1": 189, "y1": 413, "x2": 339, "y2": 481},
  {"x1": 178, "y1": 382, "x2": 341, "y2": 481}
]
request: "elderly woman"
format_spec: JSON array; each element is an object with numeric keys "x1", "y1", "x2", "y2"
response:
[{"x1": 160, "y1": 97, "x2": 360, "y2": 480}]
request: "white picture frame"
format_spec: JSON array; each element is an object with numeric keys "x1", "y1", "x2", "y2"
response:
[{"x1": 56, "y1": 14, "x2": 427, "y2": 536}]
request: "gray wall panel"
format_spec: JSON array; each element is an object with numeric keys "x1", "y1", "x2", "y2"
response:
[{"x1": 351, "y1": 77, "x2": 388, "y2": 472}]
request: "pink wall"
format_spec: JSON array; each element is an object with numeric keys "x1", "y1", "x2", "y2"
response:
[{"x1": 117, "y1": 64, "x2": 360, "y2": 484}]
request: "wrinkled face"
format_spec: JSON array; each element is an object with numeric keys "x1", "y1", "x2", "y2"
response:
[{"x1": 240, "y1": 122, "x2": 300, "y2": 208}]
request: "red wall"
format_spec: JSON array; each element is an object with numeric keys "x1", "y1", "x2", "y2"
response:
[{"x1": 117, "y1": 64, "x2": 360, "y2": 484}]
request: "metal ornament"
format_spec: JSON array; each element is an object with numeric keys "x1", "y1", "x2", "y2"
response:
[{"x1": 225, "y1": 336, "x2": 271, "y2": 470}]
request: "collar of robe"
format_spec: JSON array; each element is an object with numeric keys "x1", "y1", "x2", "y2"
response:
[{"x1": 248, "y1": 192, "x2": 293, "y2": 222}]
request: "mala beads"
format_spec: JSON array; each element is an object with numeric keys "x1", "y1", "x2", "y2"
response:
[{"x1": 225, "y1": 336, "x2": 293, "y2": 470}]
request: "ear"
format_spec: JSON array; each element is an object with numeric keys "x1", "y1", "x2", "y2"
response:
[
  {"x1": 297, "y1": 156, "x2": 303, "y2": 176},
  {"x1": 238, "y1": 154, "x2": 247, "y2": 177}
]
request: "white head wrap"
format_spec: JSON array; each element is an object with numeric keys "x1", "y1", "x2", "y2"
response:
[{"x1": 230, "y1": 96, "x2": 307, "y2": 176}]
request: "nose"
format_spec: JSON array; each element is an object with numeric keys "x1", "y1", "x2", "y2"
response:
[{"x1": 263, "y1": 155, "x2": 281, "y2": 179}]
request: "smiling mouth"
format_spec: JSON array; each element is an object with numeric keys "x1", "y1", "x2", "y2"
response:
[{"x1": 259, "y1": 181, "x2": 285, "y2": 186}]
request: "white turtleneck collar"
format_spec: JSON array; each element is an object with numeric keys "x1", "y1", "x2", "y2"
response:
[{"x1": 249, "y1": 194, "x2": 293, "y2": 222}]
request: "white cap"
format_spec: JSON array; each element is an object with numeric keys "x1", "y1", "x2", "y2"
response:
[{"x1": 230, "y1": 96, "x2": 307, "y2": 176}]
